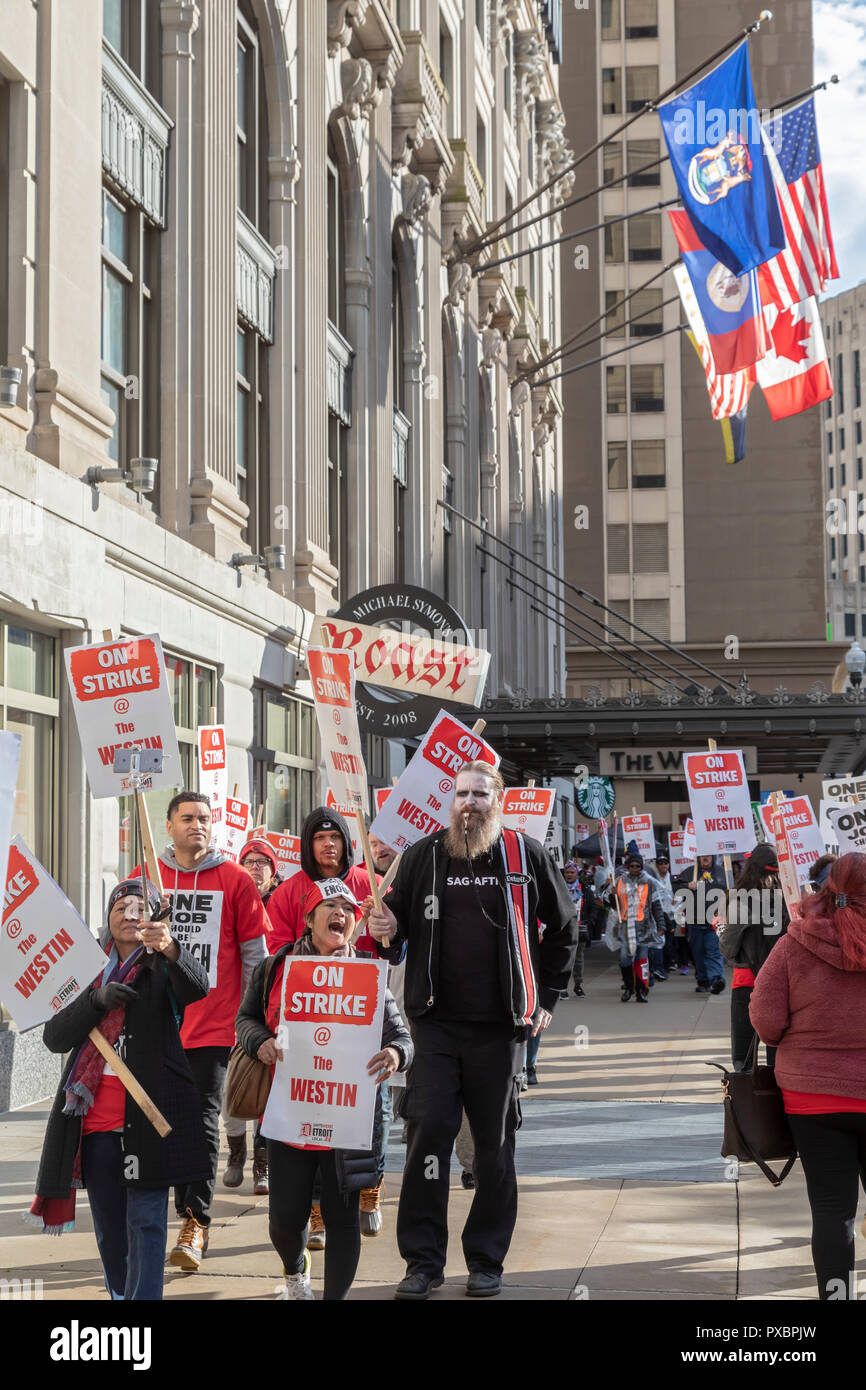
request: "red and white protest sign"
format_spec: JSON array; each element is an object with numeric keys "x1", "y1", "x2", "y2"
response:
[
  {"x1": 621, "y1": 813, "x2": 655, "y2": 861},
  {"x1": 374, "y1": 787, "x2": 392, "y2": 814},
  {"x1": 683, "y1": 750, "x2": 756, "y2": 856},
  {"x1": 260, "y1": 832, "x2": 303, "y2": 879},
  {"x1": 198, "y1": 726, "x2": 228, "y2": 842},
  {"x1": 668, "y1": 830, "x2": 690, "y2": 875},
  {"x1": 310, "y1": 617, "x2": 490, "y2": 707},
  {"x1": 325, "y1": 789, "x2": 361, "y2": 859},
  {"x1": 573, "y1": 821, "x2": 592, "y2": 846},
  {"x1": 501, "y1": 788, "x2": 555, "y2": 843},
  {"x1": 770, "y1": 802, "x2": 803, "y2": 918},
  {"x1": 308, "y1": 647, "x2": 368, "y2": 813},
  {"x1": 222, "y1": 797, "x2": 250, "y2": 861},
  {"x1": 65, "y1": 634, "x2": 181, "y2": 798},
  {"x1": 0, "y1": 731, "x2": 20, "y2": 886},
  {"x1": 758, "y1": 796, "x2": 824, "y2": 890},
  {"x1": 682, "y1": 818, "x2": 697, "y2": 863},
  {"x1": 0, "y1": 837, "x2": 106, "y2": 1031},
  {"x1": 370, "y1": 710, "x2": 499, "y2": 853},
  {"x1": 261, "y1": 955, "x2": 388, "y2": 1150}
]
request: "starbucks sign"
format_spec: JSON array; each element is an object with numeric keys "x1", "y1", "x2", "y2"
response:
[{"x1": 576, "y1": 775, "x2": 615, "y2": 819}]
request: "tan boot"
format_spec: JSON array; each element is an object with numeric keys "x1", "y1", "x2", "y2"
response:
[
  {"x1": 169, "y1": 1210, "x2": 208, "y2": 1270},
  {"x1": 222, "y1": 1134, "x2": 247, "y2": 1189},
  {"x1": 306, "y1": 1203, "x2": 326, "y2": 1250},
  {"x1": 359, "y1": 1181, "x2": 384, "y2": 1236}
]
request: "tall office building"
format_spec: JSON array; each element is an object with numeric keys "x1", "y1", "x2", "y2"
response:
[
  {"x1": 559, "y1": 0, "x2": 832, "y2": 699},
  {"x1": 822, "y1": 283, "x2": 866, "y2": 640}
]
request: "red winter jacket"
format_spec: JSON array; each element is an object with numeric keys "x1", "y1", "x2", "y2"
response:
[{"x1": 749, "y1": 914, "x2": 866, "y2": 1098}]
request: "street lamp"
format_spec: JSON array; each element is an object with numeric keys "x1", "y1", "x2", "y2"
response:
[{"x1": 846, "y1": 639, "x2": 866, "y2": 688}]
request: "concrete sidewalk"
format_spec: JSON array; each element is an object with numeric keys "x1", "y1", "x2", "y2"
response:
[{"x1": 0, "y1": 952, "x2": 825, "y2": 1301}]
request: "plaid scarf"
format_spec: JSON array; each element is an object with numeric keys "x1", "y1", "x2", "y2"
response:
[{"x1": 28, "y1": 946, "x2": 143, "y2": 1235}]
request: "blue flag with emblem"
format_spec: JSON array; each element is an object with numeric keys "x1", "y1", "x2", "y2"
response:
[{"x1": 658, "y1": 42, "x2": 784, "y2": 277}]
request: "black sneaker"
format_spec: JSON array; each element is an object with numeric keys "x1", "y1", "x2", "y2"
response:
[
  {"x1": 710, "y1": 977, "x2": 726, "y2": 994},
  {"x1": 573, "y1": 986, "x2": 585, "y2": 998},
  {"x1": 460, "y1": 1170, "x2": 475, "y2": 1190},
  {"x1": 695, "y1": 984, "x2": 709, "y2": 993},
  {"x1": 526, "y1": 1066, "x2": 539, "y2": 1086}
]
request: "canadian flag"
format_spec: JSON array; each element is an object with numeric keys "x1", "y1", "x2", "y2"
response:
[{"x1": 755, "y1": 298, "x2": 833, "y2": 421}]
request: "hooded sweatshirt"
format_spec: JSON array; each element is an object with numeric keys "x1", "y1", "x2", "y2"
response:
[
  {"x1": 749, "y1": 912, "x2": 866, "y2": 1109},
  {"x1": 151, "y1": 843, "x2": 268, "y2": 1049},
  {"x1": 266, "y1": 806, "x2": 374, "y2": 951}
]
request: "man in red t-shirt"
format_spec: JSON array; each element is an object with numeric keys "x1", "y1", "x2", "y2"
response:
[{"x1": 140, "y1": 790, "x2": 268, "y2": 1269}]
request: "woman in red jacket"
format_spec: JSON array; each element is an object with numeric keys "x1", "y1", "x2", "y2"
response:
[{"x1": 750, "y1": 853, "x2": 866, "y2": 1301}]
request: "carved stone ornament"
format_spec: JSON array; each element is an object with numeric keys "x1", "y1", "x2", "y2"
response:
[
  {"x1": 327, "y1": 1, "x2": 370, "y2": 57},
  {"x1": 399, "y1": 170, "x2": 432, "y2": 226},
  {"x1": 510, "y1": 379, "x2": 530, "y2": 416},
  {"x1": 445, "y1": 260, "x2": 472, "y2": 307},
  {"x1": 339, "y1": 57, "x2": 375, "y2": 120},
  {"x1": 481, "y1": 327, "x2": 503, "y2": 368}
]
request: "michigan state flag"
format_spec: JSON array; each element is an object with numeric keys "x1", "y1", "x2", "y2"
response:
[{"x1": 659, "y1": 42, "x2": 784, "y2": 277}]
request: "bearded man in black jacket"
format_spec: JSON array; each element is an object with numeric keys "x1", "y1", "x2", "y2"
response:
[{"x1": 368, "y1": 760, "x2": 578, "y2": 1301}]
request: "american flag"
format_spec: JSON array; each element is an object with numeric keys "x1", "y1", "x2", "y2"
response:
[{"x1": 758, "y1": 96, "x2": 839, "y2": 311}]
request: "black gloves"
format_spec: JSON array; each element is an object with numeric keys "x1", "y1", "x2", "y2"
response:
[{"x1": 92, "y1": 981, "x2": 138, "y2": 1012}]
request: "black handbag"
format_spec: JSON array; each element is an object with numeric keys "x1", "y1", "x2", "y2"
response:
[{"x1": 707, "y1": 1034, "x2": 797, "y2": 1187}]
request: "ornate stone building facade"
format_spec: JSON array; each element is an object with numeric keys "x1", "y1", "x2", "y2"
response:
[{"x1": 0, "y1": 1, "x2": 569, "y2": 1099}]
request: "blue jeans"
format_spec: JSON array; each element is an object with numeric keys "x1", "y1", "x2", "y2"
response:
[
  {"x1": 82, "y1": 1132, "x2": 168, "y2": 1300},
  {"x1": 526, "y1": 1032, "x2": 541, "y2": 1070},
  {"x1": 379, "y1": 1082, "x2": 393, "y2": 1171},
  {"x1": 687, "y1": 926, "x2": 725, "y2": 987}
]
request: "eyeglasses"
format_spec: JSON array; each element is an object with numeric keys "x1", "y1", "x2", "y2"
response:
[{"x1": 243, "y1": 857, "x2": 271, "y2": 869}]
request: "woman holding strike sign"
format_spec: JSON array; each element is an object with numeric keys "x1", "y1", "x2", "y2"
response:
[
  {"x1": 236, "y1": 879, "x2": 412, "y2": 1300},
  {"x1": 30, "y1": 878, "x2": 210, "y2": 1300}
]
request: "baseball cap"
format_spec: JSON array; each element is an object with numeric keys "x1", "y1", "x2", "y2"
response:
[{"x1": 302, "y1": 877, "x2": 360, "y2": 917}]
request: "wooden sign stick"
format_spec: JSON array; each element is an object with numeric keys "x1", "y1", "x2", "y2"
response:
[
  {"x1": 255, "y1": 803, "x2": 265, "y2": 829},
  {"x1": 88, "y1": 1029, "x2": 172, "y2": 1137},
  {"x1": 210, "y1": 706, "x2": 216, "y2": 725},
  {"x1": 707, "y1": 738, "x2": 733, "y2": 890},
  {"x1": 769, "y1": 790, "x2": 801, "y2": 920},
  {"x1": 378, "y1": 853, "x2": 402, "y2": 894},
  {"x1": 527, "y1": 778, "x2": 536, "y2": 789},
  {"x1": 355, "y1": 808, "x2": 383, "y2": 914}
]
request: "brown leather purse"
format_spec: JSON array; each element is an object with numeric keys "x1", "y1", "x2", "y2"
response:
[{"x1": 225, "y1": 957, "x2": 278, "y2": 1120}]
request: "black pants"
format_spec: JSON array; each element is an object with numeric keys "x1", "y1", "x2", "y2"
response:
[
  {"x1": 786, "y1": 1112, "x2": 866, "y2": 1300},
  {"x1": 572, "y1": 939, "x2": 586, "y2": 987},
  {"x1": 397, "y1": 1017, "x2": 524, "y2": 1277},
  {"x1": 174, "y1": 1045, "x2": 230, "y2": 1226},
  {"x1": 730, "y1": 985, "x2": 776, "y2": 1070},
  {"x1": 267, "y1": 1141, "x2": 360, "y2": 1300}
]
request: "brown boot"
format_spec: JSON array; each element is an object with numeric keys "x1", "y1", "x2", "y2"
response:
[
  {"x1": 359, "y1": 1181, "x2": 384, "y2": 1236},
  {"x1": 169, "y1": 1210, "x2": 208, "y2": 1270},
  {"x1": 222, "y1": 1134, "x2": 247, "y2": 1189},
  {"x1": 306, "y1": 1203, "x2": 326, "y2": 1250},
  {"x1": 252, "y1": 1144, "x2": 269, "y2": 1195}
]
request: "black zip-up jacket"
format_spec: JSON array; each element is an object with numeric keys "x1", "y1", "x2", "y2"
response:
[
  {"x1": 377, "y1": 829, "x2": 579, "y2": 1023},
  {"x1": 37, "y1": 948, "x2": 210, "y2": 1198}
]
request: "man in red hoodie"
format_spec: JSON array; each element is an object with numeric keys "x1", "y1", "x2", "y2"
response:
[
  {"x1": 266, "y1": 806, "x2": 373, "y2": 950},
  {"x1": 143, "y1": 790, "x2": 268, "y2": 1269}
]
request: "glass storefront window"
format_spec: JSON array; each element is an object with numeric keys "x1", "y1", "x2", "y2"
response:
[
  {"x1": 255, "y1": 689, "x2": 318, "y2": 835},
  {"x1": 6, "y1": 628, "x2": 56, "y2": 696},
  {"x1": 7, "y1": 709, "x2": 54, "y2": 869}
]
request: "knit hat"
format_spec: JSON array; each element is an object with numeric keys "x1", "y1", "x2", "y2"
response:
[
  {"x1": 625, "y1": 850, "x2": 643, "y2": 868},
  {"x1": 107, "y1": 877, "x2": 162, "y2": 920},
  {"x1": 750, "y1": 842, "x2": 779, "y2": 872},
  {"x1": 239, "y1": 837, "x2": 278, "y2": 874}
]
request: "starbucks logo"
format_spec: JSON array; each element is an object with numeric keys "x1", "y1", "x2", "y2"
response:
[{"x1": 576, "y1": 776, "x2": 615, "y2": 819}]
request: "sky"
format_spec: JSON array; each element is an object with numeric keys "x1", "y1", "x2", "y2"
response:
[{"x1": 813, "y1": 0, "x2": 866, "y2": 294}]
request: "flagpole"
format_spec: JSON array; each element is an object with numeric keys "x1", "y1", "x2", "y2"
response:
[
  {"x1": 531, "y1": 322, "x2": 687, "y2": 389},
  {"x1": 456, "y1": 10, "x2": 775, "y2": 260},
  {"x1": 519, "y1": 259, "x2": 679, "y2": 382},
  {"x1": 523, "y1": 294, "x2": 681, "y2": 380},
  {"x1": 472, "y1": 199, "x2": 679, "y2": 277}
]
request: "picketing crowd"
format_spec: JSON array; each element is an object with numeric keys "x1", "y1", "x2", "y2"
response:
[{"x1": 24, "y1": 766, "x2": 866, "y2": 1305}]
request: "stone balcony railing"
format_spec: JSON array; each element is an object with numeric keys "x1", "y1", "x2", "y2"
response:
[
  {"x1": 327, "y1": 321, "x2": 354, "y2": 426},
  {"x1": 392, "y1": 405, "x2": 410, "y2": 487},
  {"x1": 101, "y1": 41, "x2": 173, "y2": 228},
  {"x1": 391, "y1": 31, "x2": 453, "y2": 191},
  {"x1": 236, "y1": 212, "x2": 277, "y2": 343}
]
